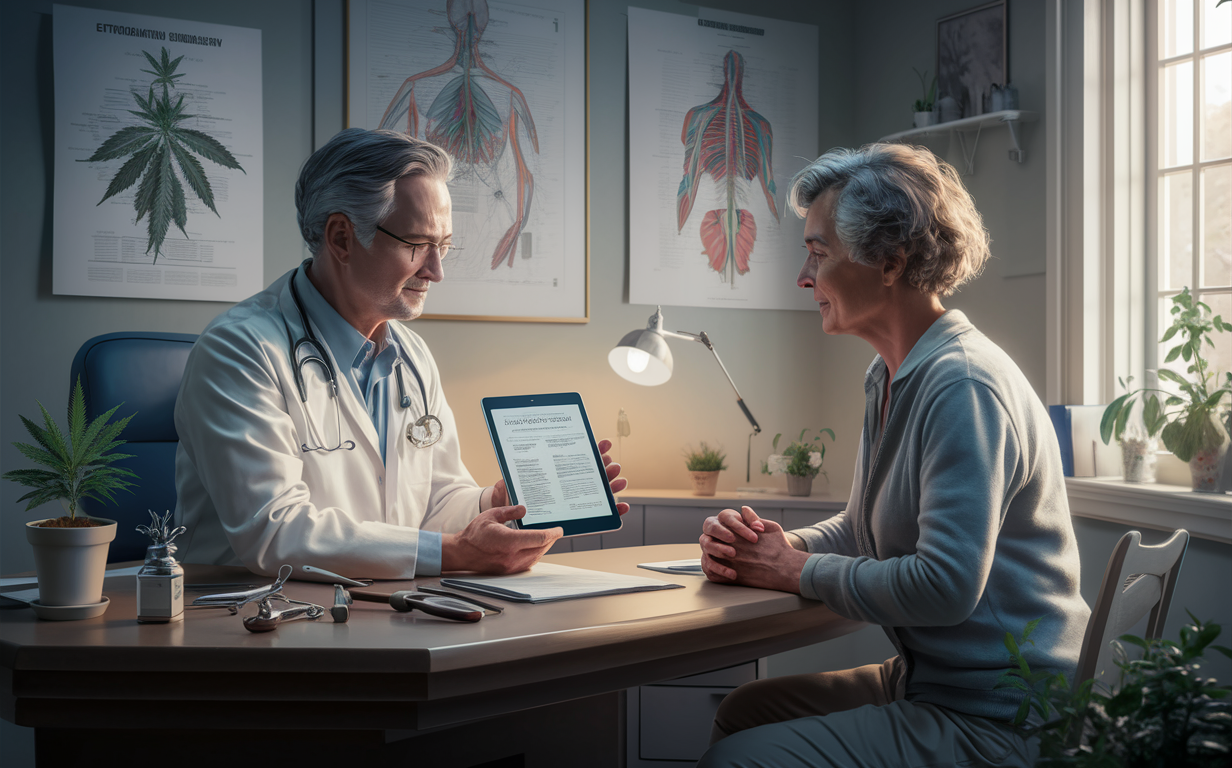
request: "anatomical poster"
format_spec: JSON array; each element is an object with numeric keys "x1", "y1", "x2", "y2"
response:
[
  {"x1": 53, "y1": 4, "x2": 263, "y2": 301},
  {"x1": 628, "y1": 7, "x2": 817, "y2": 310},
  {"x1": 348, "y1": 0, "x2": 587, "y2": 321}
]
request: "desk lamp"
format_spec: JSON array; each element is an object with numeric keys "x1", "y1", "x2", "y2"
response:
[{"x1": 608, "y1": 306, "x2": 762, "y2": 481}]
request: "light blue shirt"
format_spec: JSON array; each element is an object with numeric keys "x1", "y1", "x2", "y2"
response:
[{"x1": 293, "y1": 264, "x2": 443, "y2": 573}]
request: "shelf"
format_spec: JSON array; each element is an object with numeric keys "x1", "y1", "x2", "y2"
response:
[{"x1": 878, "y1": 110, "x2": 1039, "y2": 174}]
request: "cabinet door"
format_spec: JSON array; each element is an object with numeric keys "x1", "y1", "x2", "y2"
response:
[
  {"x1": 601, "y1": 505, "x2": 644, "y2": 549},
  {"x1": 638, "y1": 685, "x2": 733, "y2": 761},
  {"x1": 644, "y1": 505, "x2": 783, "y2": 546}
]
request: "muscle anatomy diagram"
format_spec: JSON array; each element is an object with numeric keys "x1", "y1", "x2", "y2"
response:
[
  {"x1": 677, "y1": 51, "x2": 778, "y2": 286},
  {"x1": 379, "y1": 0, "x2": 539, "y2": 269}
]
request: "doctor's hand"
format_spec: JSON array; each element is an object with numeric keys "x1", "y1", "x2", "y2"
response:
[
  {"x1": 699, "y1": 506, "x2": 810, "y2": 593},
  {"x1": 441, "y1": 505, "x2": 562, "y2": 574},
  {"x1": 490, "y1": 438, "x2": 630, "y2": 516}
]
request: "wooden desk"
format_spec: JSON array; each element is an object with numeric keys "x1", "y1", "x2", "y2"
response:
[{"x1": 1, "y1": 544, "x2": 863, "y2": 767}]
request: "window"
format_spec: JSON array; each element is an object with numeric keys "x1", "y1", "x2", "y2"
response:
[{"x1": 1151, "y1": 0, "x2": 1232, "y2": 382}]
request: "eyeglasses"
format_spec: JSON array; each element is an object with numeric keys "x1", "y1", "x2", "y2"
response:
[{"x1": 376, "y1": 225, "x2": 453, "y2": 259}]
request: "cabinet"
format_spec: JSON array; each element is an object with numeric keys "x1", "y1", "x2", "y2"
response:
[{"x1": 551, "y1": 490, "x2": 870, "y2": 765}]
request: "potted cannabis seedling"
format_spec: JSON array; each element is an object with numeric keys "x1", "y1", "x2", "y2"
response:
[
  {"x1": 1101, "y1": 288, "x2": 1232, "y2": 492},
  {"x1": 912, "y1": 67, "x2": 937, "y2": 128},
  {"x1": 3, "y1": 378, "x2": 137, "y2": 617},
  {"x1": 684, "y1": 442, "x2": 727, "y2": 496}
]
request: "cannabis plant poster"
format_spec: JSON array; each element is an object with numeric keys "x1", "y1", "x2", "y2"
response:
[
  {"x1": 53, "y1": 4, "x2": 262, "y2": 301},
  {"x1": 627, "y1": 7, "x2": 818, "y2": 311}
]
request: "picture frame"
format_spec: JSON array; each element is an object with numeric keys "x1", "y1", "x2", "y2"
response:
[
  {"x1": 346, "y1": 0, "x2": 589, "y2": 323},
  {"x1": 936, "y1": 0, "x2": 1007, "y2": 120}
]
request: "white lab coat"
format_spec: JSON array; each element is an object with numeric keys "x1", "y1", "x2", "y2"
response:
[{"x1": 174, "y1": 267, "x2": 486, "y2": 578}]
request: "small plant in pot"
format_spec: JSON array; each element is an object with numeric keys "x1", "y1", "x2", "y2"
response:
[
  {"x1": 1101, "y1": 288, "x2": 1232, "y2": 492},
  {"x1": 912, "y1": 66, "x2": 937, "y2": 128},
  {"x1": 684, "y1": 442, "x2": 727, "y2": 496},
  {"x1": 763, "y1": 428, "x2": 835, "y2": 497},
  {"x1": 3, "y1": 378, "x2": 137, "y2": 616},
  {"x1": 1100, "y1": 375, "x2": 1166, "y2": 483}
]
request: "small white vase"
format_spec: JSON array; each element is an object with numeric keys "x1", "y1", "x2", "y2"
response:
[
  {"x1": 1120, "y1": 435, "x2": 1157, "y2": 483},
  {"x1": 26, "y1": 517, "x2": 116, "y2": 606},
  {"x1": 913, "y1": 111, "x2": 937, "y2": 129}
]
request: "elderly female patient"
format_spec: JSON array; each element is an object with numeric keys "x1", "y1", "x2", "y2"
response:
[{"x1": 697, "y1": 143, "x2": 1089, "y2": 768}]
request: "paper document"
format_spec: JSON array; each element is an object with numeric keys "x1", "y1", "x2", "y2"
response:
[
  {"x1": 441, "y1": 562, "x2": 682, "y2": 603},
  {"x1": 0, "y1": 566, "x2": 143, "y2": 604},
  {"x1": 637, "y1": 559, "x2": 704, "y2": 575}
]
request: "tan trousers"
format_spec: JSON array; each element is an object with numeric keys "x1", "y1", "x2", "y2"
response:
[{"x1": 701, "y1": 658, "x2": 1037, "y2": 768}]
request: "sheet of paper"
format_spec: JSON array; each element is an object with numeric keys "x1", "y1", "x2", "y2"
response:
[
  {"x1": 627, "y1": 7, "x2": 818, "y2": 311},
  {"x1": 53, "y1": 4, "x2": 263, "y2": 301},
  {"x1": 490, "y1": 403, "x2": 612, "y2": 525},
  {"x1": 637, "y1": 559, "x2": 704, "y2": 575},
  {"x1": 442, "y1": 562, "x2": 682, "y2": 603}
]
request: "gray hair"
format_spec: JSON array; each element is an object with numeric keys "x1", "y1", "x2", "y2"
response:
[
  {"x1": 787, "y1": 143, "x2": 990, "y2": 297},
  {"x1": 296, "y1": 128, "x2": 453, "y2": 255}
]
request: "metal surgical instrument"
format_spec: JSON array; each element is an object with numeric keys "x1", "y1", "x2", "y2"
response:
[
  {"x1": 299, "y1": 564, "x2": 372, "y2": 588},
  {"x1": 348, "y1": 588, "x2": 489, "y2": 622},
  {"x1": 191, "y1": 564, "x2": 295, "y2": 614},
  {"x1": 242, "y1": 598, "x2": 326, "y2": 633}
]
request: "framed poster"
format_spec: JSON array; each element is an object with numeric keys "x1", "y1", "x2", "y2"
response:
[
  {"x1": 53, "y1": 4, "x2": 263, "y2": 302},
  {"x1": 627, "y1": 7, "x2": 818, "y2": 311},
  {"x1": 936, "y1": 0, "x2": 1007, "y2": 119},
  {"x1": 347, "y1": 0, "x2": 588, "y2": 322}
]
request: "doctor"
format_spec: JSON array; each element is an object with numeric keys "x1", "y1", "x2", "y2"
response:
[{"x1": 175, "y1": 128, "x2": 628, "y2": 578}]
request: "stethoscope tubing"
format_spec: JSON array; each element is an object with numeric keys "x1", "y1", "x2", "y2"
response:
[{"x1": 286, "y1": 272, "x2": 438, "y2": 452}]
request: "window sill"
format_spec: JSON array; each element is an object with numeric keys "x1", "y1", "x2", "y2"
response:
[{"x1": 1066, "y1": 477, "x2": 1232, "y2": 544}]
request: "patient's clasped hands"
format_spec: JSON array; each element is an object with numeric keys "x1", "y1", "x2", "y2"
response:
[{"x1": 699, "y1": 506, "x2": 811, "y2": 593}]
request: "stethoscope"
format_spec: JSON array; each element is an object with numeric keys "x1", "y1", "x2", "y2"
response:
[{"x1": 286, "y1": 276, "x2": 443, "y2": 453}]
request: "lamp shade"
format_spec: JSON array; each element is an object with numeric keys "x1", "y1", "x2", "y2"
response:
[{"x1": 608, "y1": 328, "x2": 673, "y2": 386}]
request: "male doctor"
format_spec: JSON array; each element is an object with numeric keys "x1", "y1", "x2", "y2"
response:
[{"x1": 175, "y1": 128, "x2": 627, "y2": 577}]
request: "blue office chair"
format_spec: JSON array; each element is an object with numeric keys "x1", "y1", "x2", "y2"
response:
[{"x1": 70, "y1": 331, "x2": 198, "y2": 562}]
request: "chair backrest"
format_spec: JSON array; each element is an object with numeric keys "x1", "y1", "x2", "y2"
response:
[
  {"x1": 1075, "y1": 528, "x2": 1190, "y2": 687},
  {"x1": 69, "y1": 332, "x2": 198, "y2": 562}
]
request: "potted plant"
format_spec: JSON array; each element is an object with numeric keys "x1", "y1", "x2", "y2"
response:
[
  {"x1": 1101, "y1": 288, "x2": 1232, "y2": 492},
  {"x1": 683, "y1": 442, "x2": 727, "y2": 496},
  {"x1": 912, "y1": 67, "x2": 937, "y2": 128},
  {"x1": 997, "y1": 612, "x2": 1231, "y2": 766},
  {"x1": 763, "y1": 428, "x2": 835, "y2": 497},
  {"x1": 1101, "y1": 375, "x2": 1166, "y2": 483},
  {"x1": 3, "y1": 378, "x2": 137, "y2": 615}
]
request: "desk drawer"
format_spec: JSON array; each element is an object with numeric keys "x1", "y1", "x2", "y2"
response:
[{"x1": 639, "y1": 685, "x2": 733, "y2": 761}]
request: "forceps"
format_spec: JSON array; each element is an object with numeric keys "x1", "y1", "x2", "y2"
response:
[{"x1": 191, "y1": 564, "x2": 295, "y2": 614}]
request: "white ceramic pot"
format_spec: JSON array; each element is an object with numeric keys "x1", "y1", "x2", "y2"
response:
[
  {"x1": 25, "y1": 517, "x2": 117, "y2": 606},
  {"x1": 913, "y1": 111, "x2": 937, "y2": 129}
]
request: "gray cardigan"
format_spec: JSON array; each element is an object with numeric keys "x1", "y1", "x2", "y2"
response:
[{"x1": 795, "y1": 310, "x2": 1090, "y2": 722}]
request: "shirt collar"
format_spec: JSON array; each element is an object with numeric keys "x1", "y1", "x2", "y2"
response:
[
  {"x1": 293, "y1": 261, "x2": 403, "y2": 371},
  {"x1": 863, "y1": 309, "x2": 974, "y2": 390}
]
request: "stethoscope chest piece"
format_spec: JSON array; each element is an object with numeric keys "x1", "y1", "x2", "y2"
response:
[{"x1": 407, "y1": 415, "x2": 443, "y2": 448}]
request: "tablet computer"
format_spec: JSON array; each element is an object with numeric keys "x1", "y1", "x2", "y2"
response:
[{"x1": 481, "y1": 392, "x2": 622, "y2": 537}]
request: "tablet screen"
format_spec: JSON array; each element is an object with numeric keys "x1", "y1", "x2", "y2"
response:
[{"x1": 482, "y1": 394, "x2": 621, "y2": 536}]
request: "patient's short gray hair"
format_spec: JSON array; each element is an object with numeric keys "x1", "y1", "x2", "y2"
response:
[
  {"x1": 296, "y1": 128, "x2": 453, "y2": 256},
  {"x1": 788, "y1": 143, "x2": 989, "y2": 297}
]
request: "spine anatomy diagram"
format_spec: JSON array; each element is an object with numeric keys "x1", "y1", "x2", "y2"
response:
[
  {"x1": 677, "y1": 51, "x2": 778, "y2": 285},
  {"x1": 380, "y1": 0, "x2": 539, "y2": 270}
]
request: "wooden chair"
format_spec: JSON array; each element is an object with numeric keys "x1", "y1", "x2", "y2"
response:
[{"x1": 1075, "y1": 529, "x2": 1190, "y2": 687}]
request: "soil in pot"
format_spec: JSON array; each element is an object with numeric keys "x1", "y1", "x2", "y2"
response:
[{"x1": 35, "y1": 516, "x2": 106, "y2": 528}]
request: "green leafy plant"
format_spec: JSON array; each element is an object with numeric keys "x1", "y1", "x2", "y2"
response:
[
  {"x1": 912, "y1": 66, "x2": 937, "y2": 113},
  {"x1": 2, "y1": 378, "x2": 138, "y2": 524},
  {"x1": 997, "y1": 613, "x2": 1231, "y2": 767},
  {"x1": 762, "y1": 428, "x2": 835, "y2": 478},
  {"x1": 1101, "y1": 288, "x2": 1232, "y2": 462},
  {"x1": 683, "y1": 442, "x2": 727, "y2": 472},
  {"x1": 82, "y1": 47, "x2": 245, "y2": 263}
]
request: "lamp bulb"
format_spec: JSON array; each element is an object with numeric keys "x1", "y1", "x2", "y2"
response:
[{"x1": 626, "y1": 348, "x2": 650, "y2": 374}]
